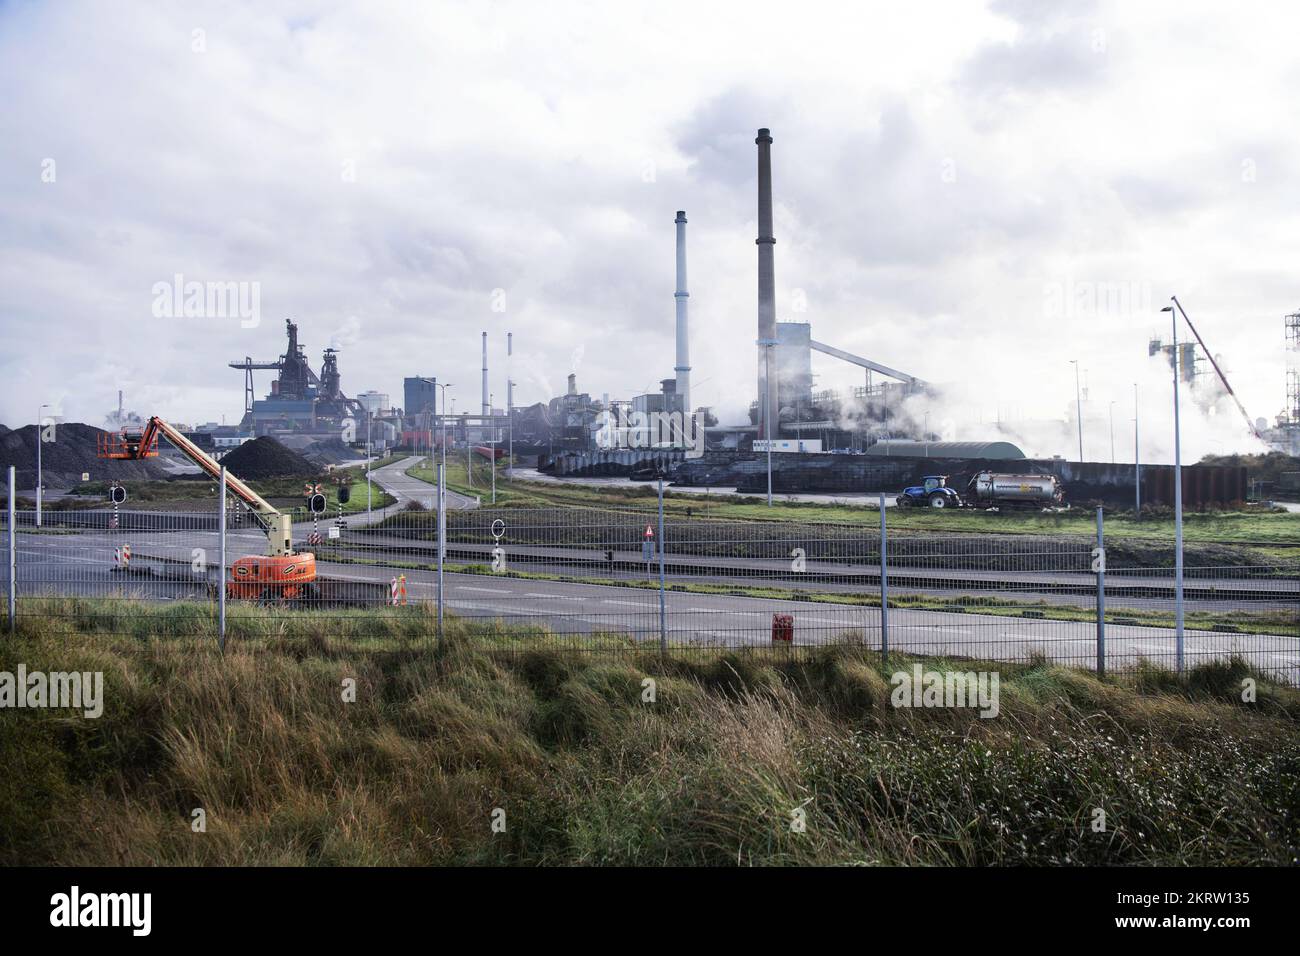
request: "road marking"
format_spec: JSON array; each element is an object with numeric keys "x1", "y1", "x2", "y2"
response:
[
  {"x1": 456, "y1": 585, "x2": 514, "y2": 594},
  {"x1": 525, "y1": 593, "x2": 585, "y2": 601},
  {"x1": 602, "y1": 599, "x2": 651, "y2": 607}
]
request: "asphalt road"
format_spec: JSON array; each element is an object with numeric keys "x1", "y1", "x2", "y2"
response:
[
  {"x1": 11, "y1": 526, "x2": 1298, "y2": 680},
  {"x1": 345, "y1": 457, "x2": 478, "y2": 525}
]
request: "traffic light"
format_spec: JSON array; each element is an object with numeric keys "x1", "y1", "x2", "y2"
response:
[
  {"x1": 109, "y1": 485, "x2": 127, "y2": 504},
  {"x1": 338, "y1": 484, "x2": 351, "y2": 504},
  {"x1": 307, "y1": 493, "x2": 327, "y2": 514}
]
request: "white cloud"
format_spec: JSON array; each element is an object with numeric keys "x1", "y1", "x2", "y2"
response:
[{"x1": 0, "y1": 0, "x2": 1294, "y2": 460}]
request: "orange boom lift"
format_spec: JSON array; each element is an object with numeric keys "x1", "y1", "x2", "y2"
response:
[{"x1": 98, "y1": 417, "x2": 317, "y2": 600}]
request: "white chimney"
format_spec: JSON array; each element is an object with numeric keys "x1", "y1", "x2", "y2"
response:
[
  {"x1": 674, "y1": 210, "x2": 691, "y2": 418},
  {"x1": 481, "y1": 331, "x2": 489, "y2": 417}
]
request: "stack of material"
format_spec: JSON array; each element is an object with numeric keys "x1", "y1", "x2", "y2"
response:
[
  {"x1": 0, "y1": 422, "x2": 170, "y2": 490},
  {"x1": 216, "y1": 436, "x2": 316, "y2": 480}
]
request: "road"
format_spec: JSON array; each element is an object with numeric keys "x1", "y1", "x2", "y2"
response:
[
  {"x1": 11, "y1": 526, "x2": 1298, "y2": 680},
  {"x1": 344, "y1": 456, "x2": 479, "y2": 526}
]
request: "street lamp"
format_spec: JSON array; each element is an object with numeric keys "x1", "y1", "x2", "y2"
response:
[
  {"x1": 1108, "y1": 401, "x2": 1116, "y2": 464},
  {"x1": 1162, "y1": 301, "x2": 1185, "y2": 673},
  {"x1": 1133, "y1": 383, "x2": 1140, "y2": 517},
  {"x1": 434, "y1": 382, "x2": 454, "y2": 503},
  {"x1": 489, "y1": 391, "x2": 496, "y2": 505},
  {"x1": 433, "y1": 382, "x2": 453, "y2": 641},
  {"x1": 1069, "y1": 360, "x2": 1083, "y2": 462},
  {"x1": 36, "y1": 403, "x2": 49, "y2": 527}
]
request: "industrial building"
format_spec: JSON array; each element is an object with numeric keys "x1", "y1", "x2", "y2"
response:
[
  {"x1": 742, "y1": 128, "x2": 929, "y2": 449},
  {"x1": 403, "y1": 377, "x2": 438, "y2": 421},
  {"x1": 1261, "y1": 309, "x2": 1300, "y2": 454},
  {"x1": 229, "y1": 320, "x2": 366, "y2": 441}
]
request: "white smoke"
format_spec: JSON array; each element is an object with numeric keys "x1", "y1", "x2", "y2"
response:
[{"x1": 893, "y1": 352, "x2": 1266, "y2": 465}]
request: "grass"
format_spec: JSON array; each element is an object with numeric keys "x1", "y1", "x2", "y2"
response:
[
  {"x1": 401, "y1": 465, "x2": 1300, "y2": 550},
  {"x1": 1, "y1": 598, "x2": 1297, "y2": 866},
  {"x1": 69, "y1": 473, "x2": 395, "y2": 515},
  {"x1": 404, "y1": 457, "x2": 532, "y2": 505}
]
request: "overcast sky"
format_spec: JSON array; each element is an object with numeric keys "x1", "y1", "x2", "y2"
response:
[{"x1": 2, "y1": 0, "x2": 1295, "y2": 461}]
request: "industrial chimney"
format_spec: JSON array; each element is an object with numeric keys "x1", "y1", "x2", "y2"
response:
[
  {"x1": 481, "y1": 331, "x2": 489, "y2": 417},
  {"x1": 755, "y1": 128, "x2": 778, "y2": 440},
  {"x1": 567, "y1": 372, "x2": 577, "y2": 396},
  {"x1": 674, "y1": 210, "x2": 691, "y2": 420}
]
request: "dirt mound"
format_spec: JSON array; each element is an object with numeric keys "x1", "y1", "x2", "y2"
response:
[
  {"x1": 219, "y1": 436, "x2": 317, "y2": 480},
  {"x1": 300, "y1": 437, "x2": 360, "y2": 466},
  {"x1": 0, "y1": 422, "x2": 171, "y2": 491}
]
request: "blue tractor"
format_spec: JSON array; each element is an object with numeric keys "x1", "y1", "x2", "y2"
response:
[{"x1": 896, "y1": 475, "x2": 963, "y2": 509}]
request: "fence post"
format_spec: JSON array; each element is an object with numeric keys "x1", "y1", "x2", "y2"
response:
[
  {"x1": 657, "y1": 476, "x2": 667, "y2": 654},
  {"x1": 437, "y1": 461, "x2": 445, "y2": 649},
  {"x1": 879, "y1": 492, "x2": 888, "y2": 668},
  {"x1": 7, "y1": 466, "x2": 15, "y2": 633},
  {"x1": 218, "y1": 466, "x2": 227, "y2": 651},
  {"x1": 1095, "y1": 506, "x2": 1105, "y2": 679}
]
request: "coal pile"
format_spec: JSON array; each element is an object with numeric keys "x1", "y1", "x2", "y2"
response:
[
  {"x1": 0, "y1": 423, "x2": 170, "y2": 490},
  {"x1": 219, "y1": 436, "x2": 316, "y2": 480},
  {"x1": 301, "y1": 437, "x2": 361, "y2": 466}
]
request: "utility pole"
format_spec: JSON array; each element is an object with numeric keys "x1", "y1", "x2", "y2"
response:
[
  {"x1": 35, "y1": 403, "x2": 48, "y2": 527},
  {"x1": 1163, "y1": 302, "x2": 1185, "y2": 672},
  {"x1": 1133, "y1": 383, "x2": 1141, "y2": 517},
  {"x1": 1108, "y1": 401, "x2": 1116, "y2": 464},
  {"x1": 1070, "y1": 361, "x2": 1083, "y2": 462},
  {"x1": 507, "y1": 331, "x2": 514, "y2": 482}
]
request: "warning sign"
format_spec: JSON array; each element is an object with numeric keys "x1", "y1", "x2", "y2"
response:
[{"x1": 644, "y1": 523, "x2": 654, "y2": 539}]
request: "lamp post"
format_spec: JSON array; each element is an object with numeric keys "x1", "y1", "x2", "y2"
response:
[
  {"x1": 1108, "y1": 401, "x2": 1116, "y2": 464},
  {"x1": 1133, "y1": 383, "x2": 1140, "y2": 517},
  {"x1": 1069, "y1": 360, "x2": 1083, "y2": 462},
  {"x1": 1162, "y1": 302, "x2": 1185, "y2": 673},
  {"x1": 434, "y1": 383, "x2": 454, "y2": 486},
  {"x1": 489, "y1": 392, "x2": 496, "y2": 505},
  {"x1": 36, "y1": 403, "x2": 48, "y2": 528}
]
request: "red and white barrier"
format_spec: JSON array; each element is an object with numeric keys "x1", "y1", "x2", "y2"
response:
[{"x1": 389, "y1": 575, "x2": 408, "y2": 606}]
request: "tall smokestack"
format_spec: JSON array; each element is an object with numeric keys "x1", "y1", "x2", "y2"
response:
[
  {"x1": 567, "y1": 373, "x2": 576, "y2": 396},
  {"x1": 481, "y1": 331, "x2": 489, "y2": 417},
  {"x1": 755, "y1": 128, "x2": 777, "y2": 439},
  {"x1": 674, "y1": 210, "x2": 691, "y2": 419},
  {"x1": 506, "y1": 332, "x2": 513, "y2": 416}
]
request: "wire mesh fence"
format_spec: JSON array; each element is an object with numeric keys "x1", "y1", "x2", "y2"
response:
[{"x1": 4, "y1": 472, "x2": 1297, "y2": 683}]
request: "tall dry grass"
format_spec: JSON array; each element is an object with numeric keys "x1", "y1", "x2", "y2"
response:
[{"x1": 1, "y1": 599, "x2": 1297, "y2": 865}]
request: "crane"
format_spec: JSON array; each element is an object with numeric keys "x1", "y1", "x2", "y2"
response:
[{"x1": 97, "y1": 417, "x2": 317, "y2": 601}]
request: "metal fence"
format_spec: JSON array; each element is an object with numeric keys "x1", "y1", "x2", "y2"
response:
[{"x1": 4, "y1": 467, "x2": 1297, "y2": 684}]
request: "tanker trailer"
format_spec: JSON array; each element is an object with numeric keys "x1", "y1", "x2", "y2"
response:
[{"x1": 965, "y1": 472, "x2": 1065, "y2": 511}]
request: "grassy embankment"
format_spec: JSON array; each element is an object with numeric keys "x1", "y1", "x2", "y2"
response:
[{"x1": 1, "y1": 598, "x2": 1297, "y2": 866}]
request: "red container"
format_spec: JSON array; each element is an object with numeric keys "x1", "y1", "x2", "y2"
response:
[{"x1": 771, "y1": 613, "x2": 794, "y2": 643}]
